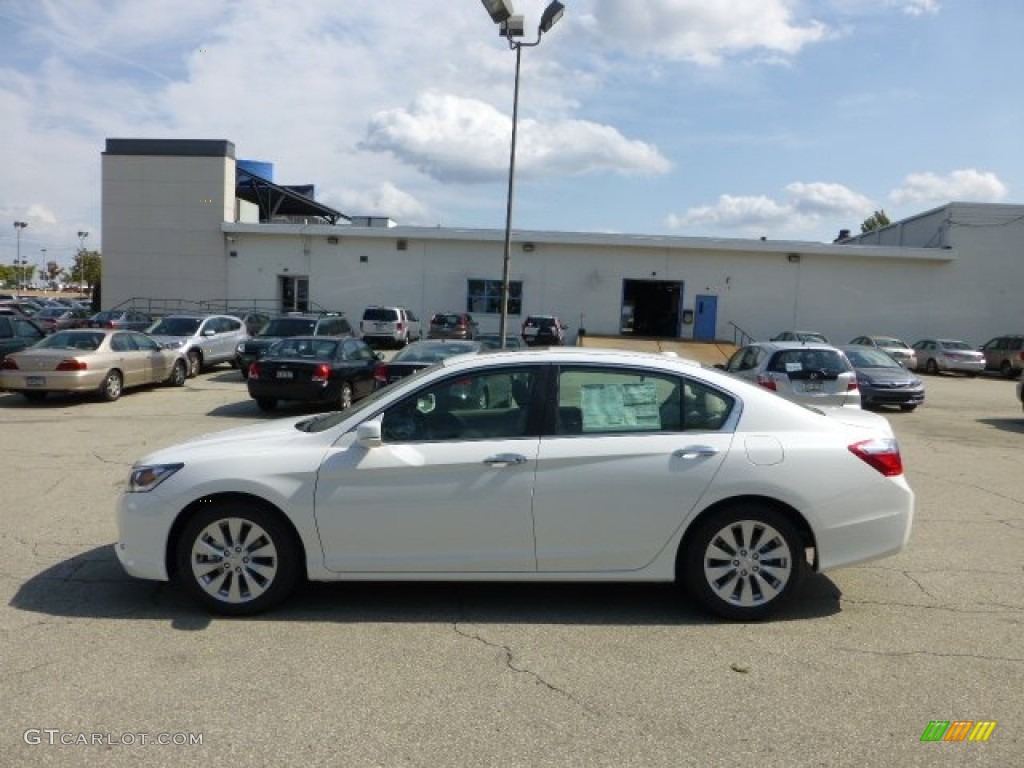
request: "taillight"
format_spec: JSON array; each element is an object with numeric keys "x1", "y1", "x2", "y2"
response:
[
  {"x1": 248, "y1": 363, "x2": 261, "y2": 380},
  {"x1": 396, "y1": 322, "x2": 404, "y2": 331},
  {"x1": 312, "y1": 363, "x2": 330, "y2": 383},
  {"x1": 373, "y1": 363, "x2": 388, "y2": 383},
  {"x1": 756, "y1": 373, "x2": 777, "y2": 391},
  {"x1": 2, "y1": 357, "x2": 17, "y2": 370},
  {"x1": 103, "y1": 321, "x2": 114, "y2": 328},
  {"x1": 848, "y1": 438, "x2": 903, "y2": 477},
  {"x1": 847, "y1": 380, "x2": 859, "y2": 391},
  {"x1": 56, "y1": 359, "x2": 88, "y2": 371}
]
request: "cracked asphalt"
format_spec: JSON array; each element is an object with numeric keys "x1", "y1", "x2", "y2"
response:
[{"x1": 1, "y1": 367, "x2": 1021, "y2": 767}]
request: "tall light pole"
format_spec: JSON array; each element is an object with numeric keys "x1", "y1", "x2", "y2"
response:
[
  {"x1": 40, "y1": 248, "x2": 47, "y2": 291},
  {"x1": 77, "y1": 231, "x2": 89, "y2": 292},
  {"x1": 480, "y1": 1, "x2": 565, "y2": 348},
  {"x1": 14, "y1": 221, "x2": 28, "y2": 292}
]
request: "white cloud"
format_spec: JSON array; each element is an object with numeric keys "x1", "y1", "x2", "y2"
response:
[
  {"x1": 331, "y1": 182, "x2": 430, "y2": 224},
  {"x1": 583, "y1": 0, "x2": 829, "y2": 66},
  {"x1": 667, "y1": 182, "x2": 874, "y2": 235},
  {"x1": 889, "y1": 170, "x2": 1008, "y2": 205},
  {"x1": 902, "y1": 0, "x2": 940, "y2": 17},
  {"x1": 362, "y1": 91, "x2": 671, "y2": 183}
]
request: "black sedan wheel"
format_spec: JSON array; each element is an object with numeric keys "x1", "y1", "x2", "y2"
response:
[
  {"x1": 256, "y1": 398, "x2": 276, "y2": 412},
  {"x1": 175, "y1": 503, "x2": 300, "y2": 615},
  {"x1": 683, "y1": 505, "x2": 804, "y2": 621}
]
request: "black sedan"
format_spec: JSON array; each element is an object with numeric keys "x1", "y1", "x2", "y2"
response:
[
  {"x1": 246, "y1": 336, "x2": 378, "y2": 412},
  {"x1": 841, "y1": 345, "x2": 926, "y2": 412},
  {"x1": 373, "y1": 339, "x2": 484, "y2": 387}
]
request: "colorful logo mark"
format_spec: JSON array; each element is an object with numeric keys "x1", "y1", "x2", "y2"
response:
[{"x1": 920, "y1": 720, "x2": 996, "y2": 742}]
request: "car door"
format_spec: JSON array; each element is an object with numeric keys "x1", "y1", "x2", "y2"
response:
[
  {"x1": 130, "y1": 332, "x2": 172, "y2": 382},
  {"x1": 531, "y1": 366, "x2": 736, "y2": 571},
  {"x1": 314, "y1": 365, "x2": 544, "y2": 573},
  {"x1": 109, "y1": 332, "x2": 148, "y2": 387}
]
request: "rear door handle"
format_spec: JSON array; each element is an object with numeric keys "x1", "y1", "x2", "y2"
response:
[
  {"x1": 673, "y1": 446, "x2": 719, "y2": 460},
  {"x1": 484, "y1": 453, "x2": 528, "y2": 467}
]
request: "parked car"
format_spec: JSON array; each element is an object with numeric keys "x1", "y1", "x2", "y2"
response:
[
  {"x1": 521, "y1": 315, "x2": 566, "y2": 346},
  {"x1": 721, "y1": 341, "x2": 860, "y2": 408},
  {"x1": 0, "y1": 329, "x2": 187, "y2": 402},
  {"x1": 373, "y1": 339, "x2": 484, "y2": 387},
  {"x1": 360, "y1": 306, "x2": 421, "y2": 348},
  {"x1": 428, "y1": 312, "x2": 479, "y2": 340},
  {"x1": 910, "y1": 338, "x2": 985, "y2": 376},
  {"x1": 228, "y1": 310, "x2": 273, "y2": 337},
  {"x1": 235, "y1": 312, "x2": 352, "y2": 378},
  {"x1": 246, "y1": 335, "x2": 378, "y2": 412},
  {"x1": 0, "y1": 299, "x2": 42, "y2": 317},
  {"x1": 88, "y1": 309, "x2": 154, "y2": 332},
  {"x1": 115, "y1": 346, "x2": 913, "y2": 620},
  {"x1": 979, "y1": 334, "x2": 1024, "y2": 378},
  {"x1": 32, "y1": 307, "x2": 92, "y2": 334},
  {"x1": 147, "y1": 314, "x2": 248, "y2": 377},
  {"x1": 477, "y1": 334, "x2": 524, "y2": 351},
  {"x1": 0, "y1": 314, "x2": 46, "y2": 359},
  {"x1": 847, "y1": 335, "x2": 917, "y2": 368},
  {"x1": 771, "y1": 330, "x2": 831, "y2": 344},
  {"x1": 841, "y1": 345, "x2": 925, "y2": 412}
]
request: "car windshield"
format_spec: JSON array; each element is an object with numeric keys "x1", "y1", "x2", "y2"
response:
[
  {"x1": 363, "y1": 308, "x2": 398, "y2": 322},
  {"x1": 392, "y1": 341, "x2": 480, "y2": 363},
  {"x1": 150, "y1": 317, "x2": 202, "y2": 335},
  {"x1": 768, "y1": 349, "x2": 848, "y2": 374},
  {"x1": 38, "y1": 331, "x2": 104, "y2": 350},
  {"x1": 432, "y1": 314, "x2": 462, "y2": 327},
  {"x1": 269, "y1": 338, "x2": 338, "y2": 358},
  {"x1": 477, "y1": 335, "x2": 519, "y2": 350},
  {"x1": 939, "y1": 340, "x2": 972, "y2": 350},
  {"x1": 846, "y1": 348, "x2": 902, "y2": 368},
  {"x1": 260, "y1": 317, "x2": 317, "y2": 337}
]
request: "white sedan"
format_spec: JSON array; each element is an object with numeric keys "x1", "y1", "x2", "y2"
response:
[{"x1": 116, "y1": 348, "x2": 914, "y2": 621}]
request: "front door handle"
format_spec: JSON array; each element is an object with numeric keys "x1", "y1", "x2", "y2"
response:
[
  {"x1": 484, "y1": 453, "x2": 528, "y2": 467},
  {"x1": 673, "y1": 446, "x2": 719, "y2": 460}
]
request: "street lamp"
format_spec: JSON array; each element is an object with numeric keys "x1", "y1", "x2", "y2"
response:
[
  {"x1": 13, "y1": 221, "x2": 28, "y2": 292},
  {"x1": 480, "y1": 0, "x2": 565, "y2": 348},
  {"x1": 40, "y1": 248, "x2": 47, "y2": 291},
  {"x1": 77, "y1": 231, "x2": 89, "y2": 292}
]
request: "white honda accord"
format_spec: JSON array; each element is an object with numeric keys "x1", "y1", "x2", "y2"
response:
[{"x1": 116, "y1": 347, "x2": 914, "y2": 620}]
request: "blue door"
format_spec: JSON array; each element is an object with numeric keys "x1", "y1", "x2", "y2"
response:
[{"x1": 694, "y1": 294, "x2": 717, "y2": 341}]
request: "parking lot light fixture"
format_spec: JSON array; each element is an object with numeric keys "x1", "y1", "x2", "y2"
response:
[
  {"x1": 14, "y1": 221, "x2": 28, "y2": 291},
  {"x1": 480, "y1": 0, "x2": 566, "y2": 348}
]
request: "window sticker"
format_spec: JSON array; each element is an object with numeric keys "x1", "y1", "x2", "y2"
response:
[{"x1": 580, "y1": 382, "x2": 661, "y2": 432}]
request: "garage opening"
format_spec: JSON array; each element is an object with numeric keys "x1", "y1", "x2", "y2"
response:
[{"x1": 620, "y1": 279, "x2": 683, "y2": 338}]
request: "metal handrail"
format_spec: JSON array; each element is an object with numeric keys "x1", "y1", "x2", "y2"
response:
[
  {"x1": 727, "y1": 321, "x2": 757, "y2": 347},
  {"x1": 109, "y1": 297, "x2": 332, "y2": 317}
]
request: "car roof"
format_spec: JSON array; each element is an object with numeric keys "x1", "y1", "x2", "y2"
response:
[{"x1": 749, "y1": 341, "x2": 840, "y2": 351}]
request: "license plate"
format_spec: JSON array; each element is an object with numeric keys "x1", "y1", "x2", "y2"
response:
[
  {"x1": 276, "y1": 370, "x2": 293, "y2": 379},
  {"x1": 804, "y1": 380, "x2": 823, "y2": 392},
  {"x1": 26, "y1": 376, "x2": 46, "y2": 387}
]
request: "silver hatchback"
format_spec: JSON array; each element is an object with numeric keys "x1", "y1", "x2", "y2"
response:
[{"x1": 722, "y1": 341, "x2": 861, "y2": 408}]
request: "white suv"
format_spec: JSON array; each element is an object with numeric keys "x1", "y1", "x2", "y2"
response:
[
  {"x1": 360, "y1": 306, "x2": 421, "y2": 348},
  {"x1": 147, "y1": 314, "x2": 249, "y2": 377}
]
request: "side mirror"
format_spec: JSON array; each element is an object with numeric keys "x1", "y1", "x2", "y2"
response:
[
  {"x1": 356, "y1": 419, "x2": 383, "y2": 448},
  {"x1": 202, "y1": 328, "x2": 216, "y2": 337}
]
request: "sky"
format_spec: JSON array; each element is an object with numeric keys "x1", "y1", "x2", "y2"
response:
[{"x1": 1, "y1": 0, "x2": 1021, "y2": 272}]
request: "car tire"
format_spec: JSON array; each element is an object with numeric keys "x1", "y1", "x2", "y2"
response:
[
  {"x1": 99, "y1": 370, "x2": 123, "y2": 402},
  {"x1": 339, "y1": 382, "x2": 353, "y2": 411},
  {"x1": 682, "y1": 504, "x2": 804, "y2": 621},
  {"x1": 256, "y1": 398, "x2": 277, "y2": 412},
  {"x1": 925, "y1": 359, "x2": 939, "y2": 375},
  {"x1": 1000, "y1": 361, "x2": 1014, "y2": 378},
  {"x1": 22, "y1": 391, "x2": 47, "y2": 402},
  {"x1": 186, "y1": 349, "x2": 202, "y2": 378},
  {"x1": 175, "y1": 501, "x2": 301, "y2": 615},
  {"x1": 167, "y1": 359, "x2": 188, "y2": 387}
]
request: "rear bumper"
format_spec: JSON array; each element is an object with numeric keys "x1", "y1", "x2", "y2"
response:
[{"x1": 247, "y1": 379, "x2": 337, "y2": 403}]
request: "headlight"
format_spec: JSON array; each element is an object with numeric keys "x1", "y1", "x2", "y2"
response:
[{"x1": 127, "y1": 463, "x2": 184, "y2": 493}]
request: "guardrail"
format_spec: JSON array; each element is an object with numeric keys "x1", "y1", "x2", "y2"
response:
[{"x1": 727, "y1": 321, "x2": 757, "y2": 348}]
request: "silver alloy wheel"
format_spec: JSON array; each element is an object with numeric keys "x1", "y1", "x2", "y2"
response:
[
  {"x1": 102, "y1": 370, "x2": 123, "y2": 401},
  {"x1": 187, "y1": 349, "x2": 202, "y2": 377},
  {"x1": 189, "y1": 517, "x2": 279, "y2": 605},
  {"x1": 702, "y1": 519, "x2": 793, "y2": 608},
  {"x1": 339, "y1": 382, "x2": 353, "y2": 410}
]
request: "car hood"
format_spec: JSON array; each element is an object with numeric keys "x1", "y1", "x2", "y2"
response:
[{"x1": 134, "y1": 416, "x2": 321, "y2": 466}]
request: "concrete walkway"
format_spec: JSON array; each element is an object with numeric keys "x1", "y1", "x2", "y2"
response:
[{"x1": 577, "y1": 334, "x2": 737, "y2": 366}]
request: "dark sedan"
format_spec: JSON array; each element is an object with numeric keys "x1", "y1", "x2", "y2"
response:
[
  {"x1": 841, "y1": 345, "x2": 925, "y2": 412},
  {"x1": 373, "y1": 339, "x2": 484, "y2": 387},
  {"x1": 88, "y1": 309, "x2": 153, "y2": 331},
  {"x1": 246, "y1": 336, "x2": 378, "y2": 412},
  {"x1": 33, "y1": 307, "x2": 92, "y2": 333}
]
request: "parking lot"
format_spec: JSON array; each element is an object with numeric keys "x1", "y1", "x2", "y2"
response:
[{"x1": 1, "y1": 366, "x2": 1021, "y2": 766}]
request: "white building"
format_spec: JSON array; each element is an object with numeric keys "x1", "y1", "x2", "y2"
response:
[{"x1": 102, "y1": 138, "x2": 1022, "y2": 345}]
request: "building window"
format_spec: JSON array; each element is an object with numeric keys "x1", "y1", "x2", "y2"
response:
[{"x1": 467, "y1": 279, "x2": 522, "y2": 315}]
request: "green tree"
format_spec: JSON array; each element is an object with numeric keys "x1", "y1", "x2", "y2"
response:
[
  {"x1": 64, "y1": 249, "x2": 102, "y2": 291},
  {"x1": 861, "y1": 210, "x2": 891, "y2": 233}
]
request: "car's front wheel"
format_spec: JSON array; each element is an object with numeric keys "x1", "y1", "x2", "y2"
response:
[
  {"x1": 186, "y1": 349, "x2": 202, "y2": 378},
  {"x1": 1000, "y1": 360, "x2": 1014, "y2": 378},
  {"x1": 682, "y1": 505, "x2": 804, "y2": 621},
  {"x1": 175, "y1": 502, "x2": 300, "y2": 615},
  {"x1": 925, "y1": 359, "x2": 939, "y2": 375}
]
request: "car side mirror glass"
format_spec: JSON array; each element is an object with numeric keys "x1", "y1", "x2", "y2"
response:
[
  {"x1": 202, "y1": 328, "x2": 216, "y2": 336},
  {"x1": 356, "y1": 419, "x2": 383, "y2": 448}
]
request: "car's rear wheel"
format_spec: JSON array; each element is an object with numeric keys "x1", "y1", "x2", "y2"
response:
[
  {"x1": 256, "y1": 398, "x2": 276, "y2": 412},
  {"x1": 186, "y1": 349, "x2": 202, "y2": 378},
  {"x1": 175, "y1": 503, "x2": 300, "y2": 615},
  {"x1": 1000, "y1": 360, "x2": 1014, "y2": 378},
  {"x1": 167, "y1": 359, "x2": 187, "y2": 387},
  {"x1": 22, "y1": 391, "x2": 47, "y2": 402},
  {"x1": 682, "y1": 505, "x2": 804, "y2": 621},
  {"x1": 338, "y1": 382, "x2": 353, "y2": 411},
  {"x1": 99, "y1": 370, "x2": 123, "y2": 402},
  {"x1": 925, "y1": 359, "x2": 939, "y2": 375}
]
